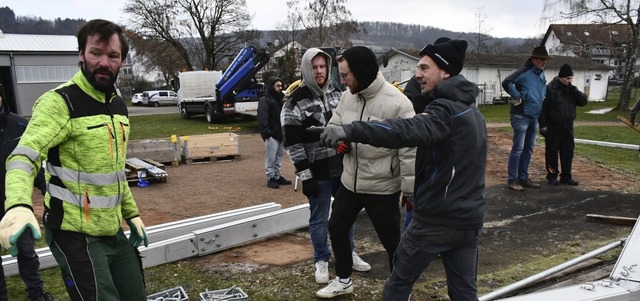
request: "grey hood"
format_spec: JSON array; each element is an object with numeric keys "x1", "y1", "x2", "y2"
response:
[{"x1": 300, "y1": 48, "x2": 332, "y2": 97}]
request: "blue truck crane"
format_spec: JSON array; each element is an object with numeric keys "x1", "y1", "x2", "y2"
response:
[{"x1": 177, "y1": 46, "x2": 270, "y2": 123}]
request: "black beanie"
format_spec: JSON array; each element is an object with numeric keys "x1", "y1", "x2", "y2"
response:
[
  {"x1": 434, "y1": 37, "x2": 451, "y2": 44},
  {"x1": 340, "y1": 46, "x2": 379, "y2": 92},
  {"x1": 558, "y1": 64, "x2": 573, "y2": 78},
  {"x1": 419, "y1": 39, "x2": 467, "y2": 76}
]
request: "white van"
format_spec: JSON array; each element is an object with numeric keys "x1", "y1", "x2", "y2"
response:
[{"x1": 142, "y1": 90, "x2": 178, "y2": 107}]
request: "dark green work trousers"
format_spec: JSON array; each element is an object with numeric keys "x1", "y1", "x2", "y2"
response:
[{"x1": 46, "y1": 228, "x2": 146, "y2": 301}]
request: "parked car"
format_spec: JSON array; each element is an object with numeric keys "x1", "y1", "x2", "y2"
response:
[
  {"x1": 131, "y1": 93, "x2": 143, "y2": 106},
  {"x1": 142, "y1": 90, "x2": 178, "y2": 107}
]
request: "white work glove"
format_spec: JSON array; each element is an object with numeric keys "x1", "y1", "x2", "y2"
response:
[
  {"x1": 0, "y1": 207, "x2": 42, "y2": 256},
  {"x1": 126, "y1": 217, "x2": 148, "y2": 248}
]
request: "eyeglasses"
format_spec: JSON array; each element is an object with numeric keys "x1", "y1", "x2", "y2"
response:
[{"x1": 339, "y1": 71, "x2": 351, "y2": 79}]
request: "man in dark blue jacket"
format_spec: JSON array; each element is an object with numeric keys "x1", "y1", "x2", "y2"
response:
[
  {"x1": 319, "y1": 39, "x2": 486, "y2": 301},
  {"x1": 0, "y1": 83, "x2": 55, "y2": 301},
  {"x1": 257, "y1": 76, "x2": 291, "y2": 189},
  {"x1": 502, "y1": 46, "x2": 551, "y2": 191}
]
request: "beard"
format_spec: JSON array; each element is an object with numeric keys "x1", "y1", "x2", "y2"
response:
[{"x1": 82, "y1": 62, "x2": 118, "y2": 94}]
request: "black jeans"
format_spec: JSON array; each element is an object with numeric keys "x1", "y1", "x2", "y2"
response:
[
  {"x1": 383, "y1": 221, "x2": 481, "y2": 301},
  {"x1": 328, "y1": 183, "x2": 401, "y2": 278},
  {"x1": 0, "y1": 228, "x2": 44, "y2": 301},
  {"x1": 544, "y1": 125, "x2": 575, "y2": 181}
]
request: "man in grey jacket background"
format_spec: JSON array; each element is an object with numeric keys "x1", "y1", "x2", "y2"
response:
[{"x1": 281, "y1": 48, "x2": 369, "y2": 286}]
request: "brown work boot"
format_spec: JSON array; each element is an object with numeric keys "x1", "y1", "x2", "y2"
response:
[
  {"x1": 508, "y1": 181, "x2": 524, "y2": 191},
  {"x1": 519, "y1": 179, "x2": 540, "y2": 188}
]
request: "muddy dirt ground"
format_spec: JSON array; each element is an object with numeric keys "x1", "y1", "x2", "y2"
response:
[{"x1": 120, "y1": 128, "x2": 640, "y2": 300}]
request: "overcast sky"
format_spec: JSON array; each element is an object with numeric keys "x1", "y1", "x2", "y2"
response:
[{"x1": 4, "y1": 0, "x2": 550, "y2": 38}]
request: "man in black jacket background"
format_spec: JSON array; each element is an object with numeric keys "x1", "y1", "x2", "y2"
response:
[
  {"x1": 539, "y1": 64, "x2": 588, "y2": 186},
  {"x1": 257, "y1": 77, "x2": 292, "y2": 189},
  {"x1": 0, "y1": 83, "x2": 55, "y2": 301}
]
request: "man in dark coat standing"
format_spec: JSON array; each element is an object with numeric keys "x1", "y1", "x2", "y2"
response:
[
  {"x1": 257, "y1": 76, "x2": 291, "y2": 189},
  {"x1": 539, "y1": 64, "x2": 588, "y2": 186},
  {"x1": 0, "y1": 83, "x2": 55, "y2": 301}
]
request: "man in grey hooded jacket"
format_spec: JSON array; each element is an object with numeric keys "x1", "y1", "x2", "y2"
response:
[{"x1": 280, "y1": 48, "x2": 369, "y2": 286}]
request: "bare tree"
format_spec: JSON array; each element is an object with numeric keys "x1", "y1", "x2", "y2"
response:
[
  {"x1": 125, "y1": 30, "x2": 185, "y2": 87},
  {"x1": 470, "y1": 6, "x2": 494, "y2": 54},
  {"x1": 270, "y1": 12, "x2": 303, "y2": 83},
  {"x1": 273, "y1": 10, "x2": 302, "y2": 48},
  {"x1": 543, "y1": 0, "x2": 640, "y2": 111},
  {"x1": 286, "y1": 0, "x2": 360, "y2": 47},
  {"x1": 123, "y1": 0, "x2": 257, "y2": 71}
]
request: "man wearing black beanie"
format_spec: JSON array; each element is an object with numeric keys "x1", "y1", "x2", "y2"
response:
[
  {"x1": 315, "y1": 46, "x2": 416, "y2": 298},
  {"x1": 317, "y1": 39, "x2": 486, "y2": 300},
  {"x1": 539, "y1": 63, "x2": 588, "y2": 186},
  {"x1": 403, "y1": 37, "x2": 452, "y2": 114}
]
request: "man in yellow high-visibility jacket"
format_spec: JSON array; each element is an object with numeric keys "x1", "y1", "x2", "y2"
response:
[{"x1": 0, "y1": 19, "x2": 148, "y2": 301}]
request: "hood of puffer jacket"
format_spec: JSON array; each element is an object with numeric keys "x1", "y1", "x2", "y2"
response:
[{"x1": 339, "y1": 46, "x2": 379, "y2": 93}]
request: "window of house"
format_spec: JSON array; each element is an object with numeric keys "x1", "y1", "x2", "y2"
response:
[
  {"x1": 584, "y1": 31, "x2": 590, "y2": 36},
  {"x1": 611, "y1": 30, "x2": 619, "y2": 36},
  {"x1": 15, "y1": 66, "x2": 77, "y2": 83}
]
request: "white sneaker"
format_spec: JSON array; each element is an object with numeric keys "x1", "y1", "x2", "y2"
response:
[
  {"x1": 352, "y1": 252, "x2": 371, "y2": 272},
  {"x1": 316, "y1": 276, "x2": 353, "y2": 298},
  {"x1": 315, "y1": 260, "x2": 329, "y2": 284}
]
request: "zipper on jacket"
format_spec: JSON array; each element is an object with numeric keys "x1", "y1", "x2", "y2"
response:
[
  {"x1": 105, "y1": 97, "x2": 124, "y2": 212},
  {"x1": 84, "y1": 188, "x2": 90, "y2": 223},
  {"x1": 119, "y1": 122, "x2": 127, "y2": 157},
  {"x1": 106, "y1": 123, "x2": 114, "y2": 160},
  {"x1": 352, "y1": 96, "x2": 368, "y2": 192}
]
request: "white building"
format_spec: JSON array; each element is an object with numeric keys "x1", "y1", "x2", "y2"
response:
[
  {"x1": 379, "y1": 48, "x2": 613, "y2": 103},
  {"x1": 541, "y1": 24, "x2": 640, "y2": 81},
  {"x1": 0, "y1": 32, "x2": 78, "y2": 116}
]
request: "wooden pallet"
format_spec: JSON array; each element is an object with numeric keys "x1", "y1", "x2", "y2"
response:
[
  {"x1": 183, "y1": 154, "x2": 241, "y2": 165},
  {"x1": 179, "y1": 133, "x2": 241, "y2": 164},
  {"x1": 127, "y1": 138, "x2": 180, "y2": 167},
  {"x1": 125, "y1": 158, "x2": 168, "y2": 183}
]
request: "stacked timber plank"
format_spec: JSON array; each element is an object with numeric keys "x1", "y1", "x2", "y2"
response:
[{"x1": 125, "y1": 158, "x2": 168, "y2": 183}]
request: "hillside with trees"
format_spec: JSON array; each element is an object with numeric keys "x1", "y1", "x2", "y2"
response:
[
  {"x1": 0, "y1": 7, "x2": 85, "y2": 35},
  {"x1": 0, "y1": 6, "x2": 534, "y2": 55}
]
